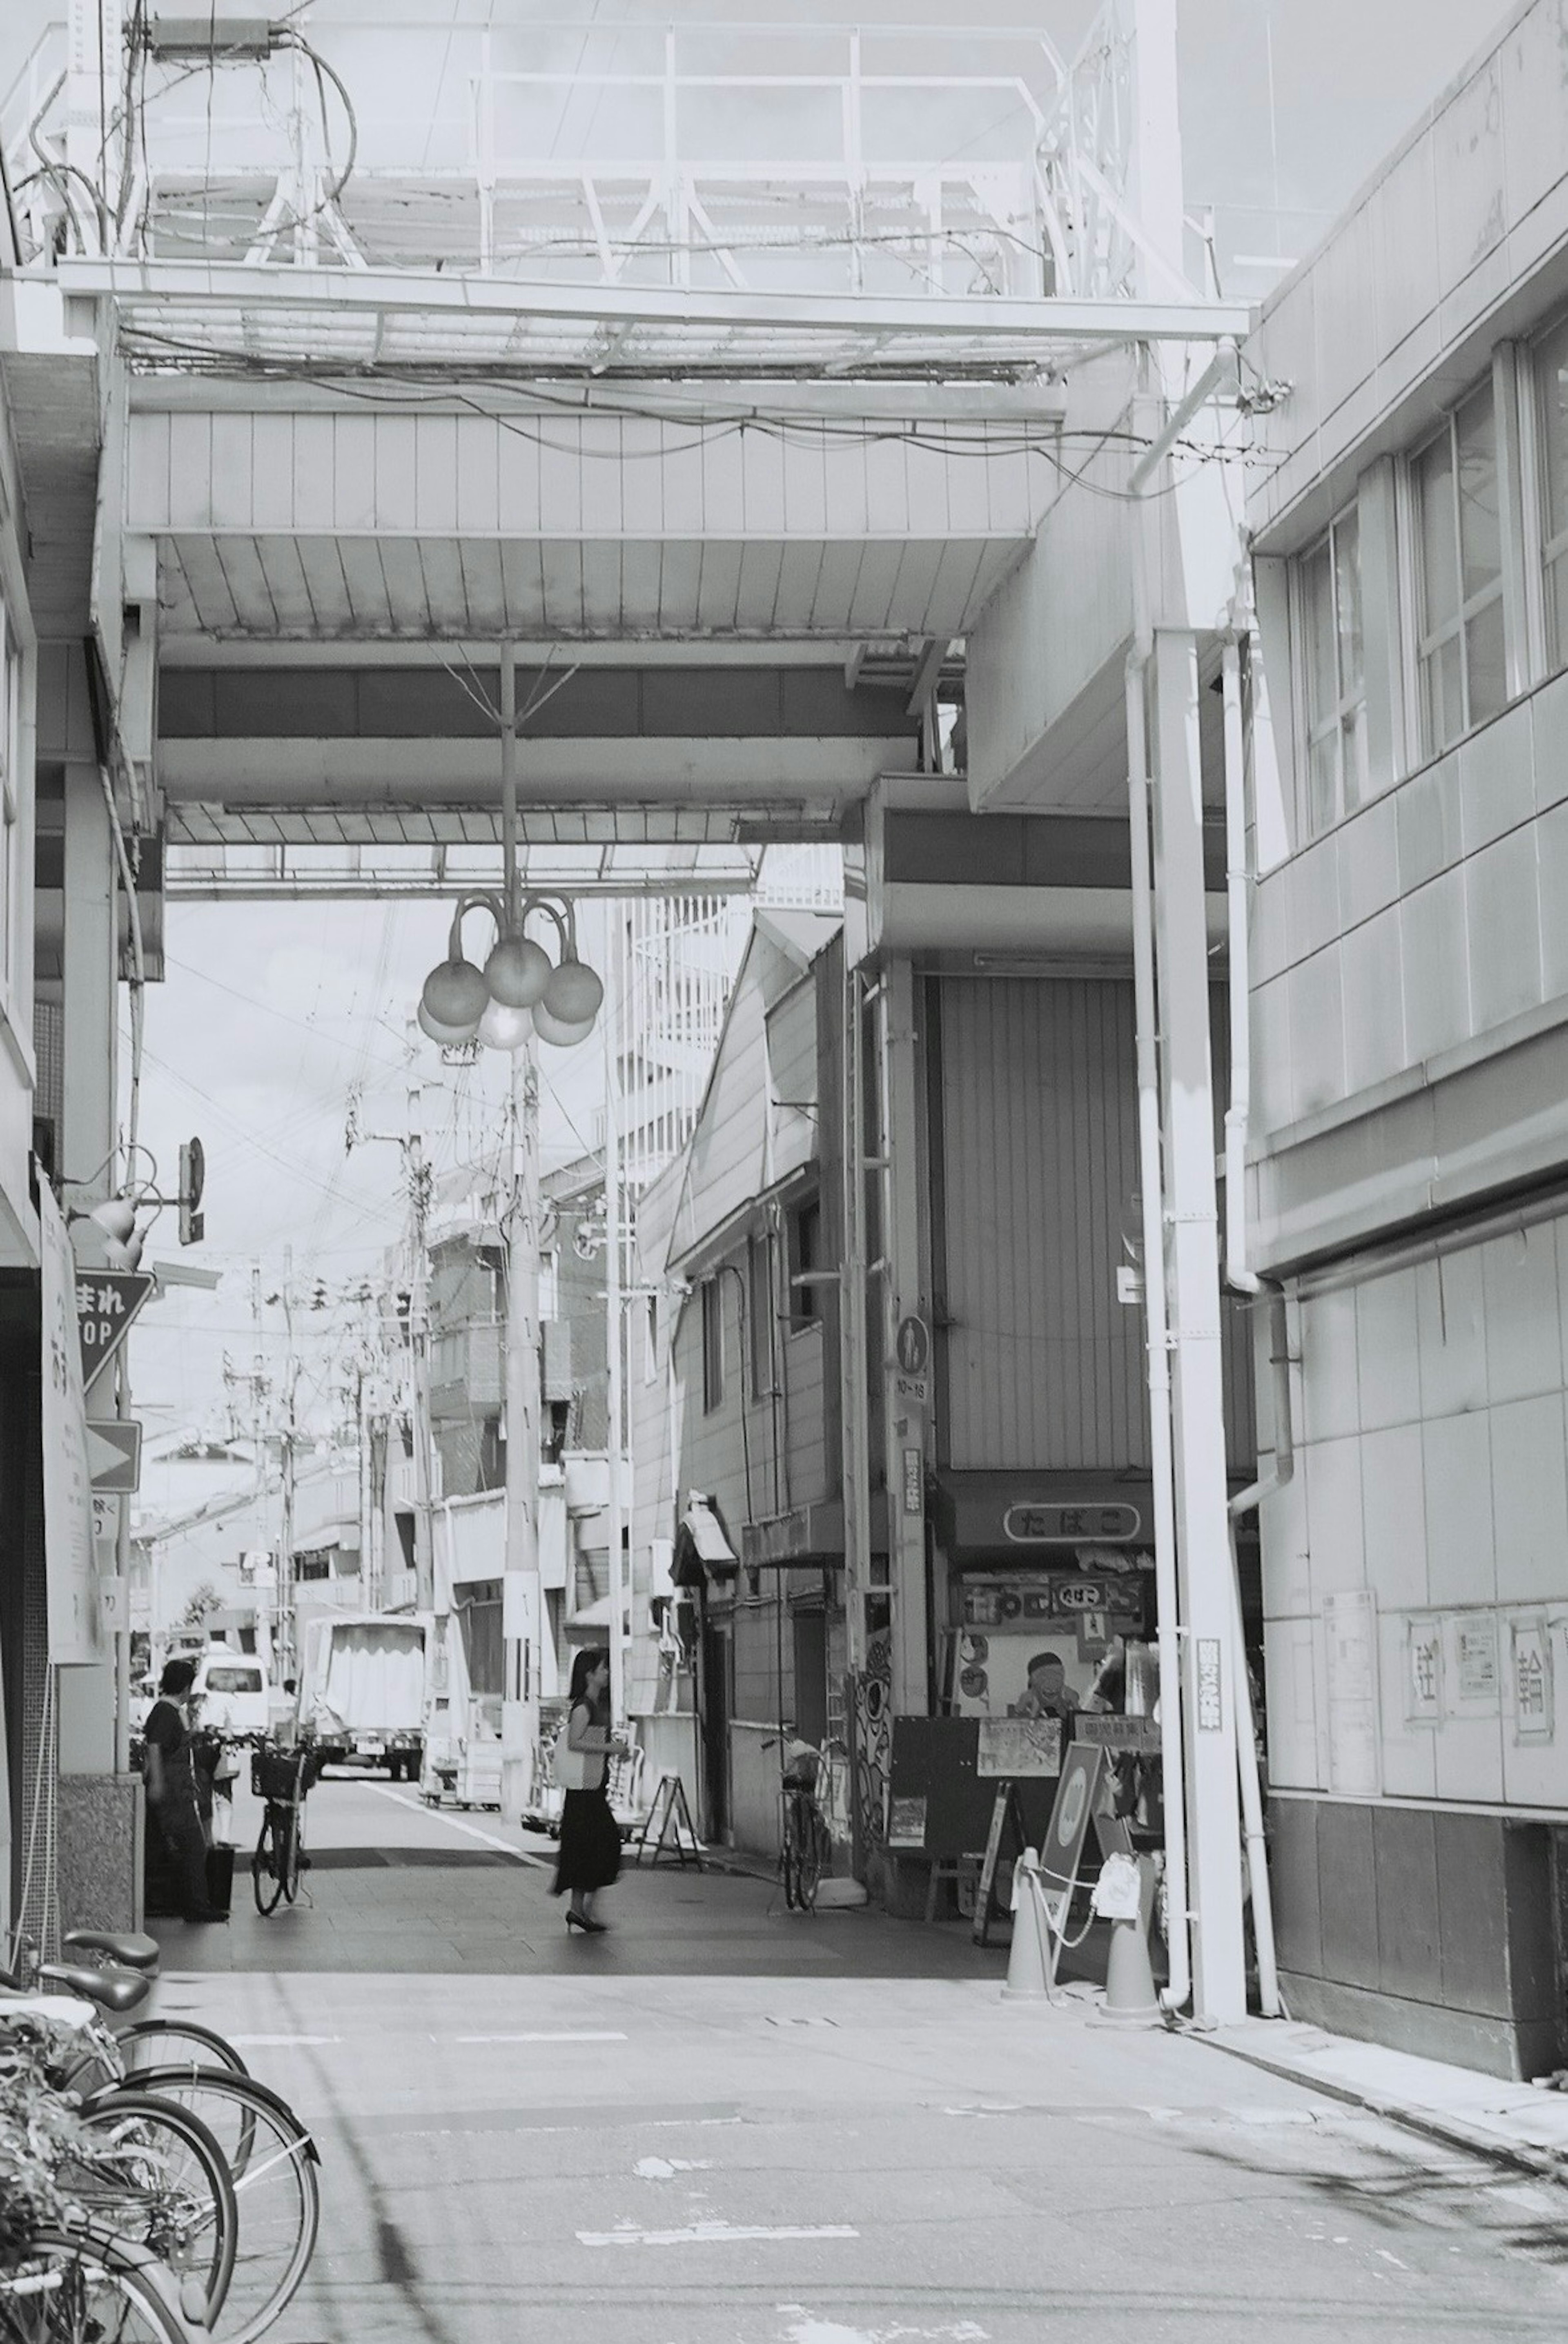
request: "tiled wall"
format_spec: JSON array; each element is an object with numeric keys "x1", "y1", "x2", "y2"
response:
[
  {"x1": 1251, "y1": 671, "x2": 1568, "y2": 1141},
  {"x1": 1263, "y1": 1207, "x2": 1568, "y2": 1810}
]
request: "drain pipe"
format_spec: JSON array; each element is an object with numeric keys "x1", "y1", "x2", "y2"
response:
[
  {"x1": 1125, "y1": 610, "x2": 1192, "y2": 2019},
  {"x1": 1218, "y1": 631, "x2": 1287, "y2": 2020}
]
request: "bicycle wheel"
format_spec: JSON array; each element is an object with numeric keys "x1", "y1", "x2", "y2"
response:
[
  {"x1": 794, "y1": 1805, "x2": 825, "y2": 1912},
  {"x1": 1, "y1": 2228, "x2": 196, "y2": 2344},
  {"x1": 278, "y1": 1810, "x2": 301, "y2": 1907},
  {"x1": 111, "y1": 2071, "x2": 319, "y2": 2344},
  {"x1": 780, "y1": 1798, "x2": 804, "y2": 1911},
  {"x1": 69, "y1": 2092, "x2": 238, "y2": 2323},
  {"x1": 251, "y1": 1811, "x2": 285, "y2": 1916},
  {"x1": 117, "y1": 2022, "x2": 251, "y2": 2084}
]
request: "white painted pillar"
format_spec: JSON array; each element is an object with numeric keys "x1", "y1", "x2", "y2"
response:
[
  {"x1": 1129, "y1": 0, "x2": 1187, "y2": 294},
  {"x1": 57, "y1": 759, "x2": 118, "y2": 1777},
  {"x1": 499, "y1": 1038, "x2": 543, "y2": 1824},
  {"x1": 1150, "y1": 629, "x2": 1247, "y2": 2025}
]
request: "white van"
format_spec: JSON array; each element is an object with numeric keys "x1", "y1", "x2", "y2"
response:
[{"x1": 191, "y1": 1644, "x2": 270, "y2": 1737}]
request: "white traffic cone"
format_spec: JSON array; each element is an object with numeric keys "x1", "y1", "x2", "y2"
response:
[
  {"x1": 1000, "y1": 1846, "x2": 1054, "y2": 2002},
  {"x1": 1091, "y1": 1853, "x2": 1162, "y2": 2027}
]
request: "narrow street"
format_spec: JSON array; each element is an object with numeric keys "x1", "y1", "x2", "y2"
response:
[{"x1": 141, "y1": 1780, "x2": 1568, "y2": 2344}]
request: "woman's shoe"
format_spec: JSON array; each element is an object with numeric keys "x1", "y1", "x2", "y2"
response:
[{"x1": 566, "y1": 1911, "x2": 606, "y2": 1934}]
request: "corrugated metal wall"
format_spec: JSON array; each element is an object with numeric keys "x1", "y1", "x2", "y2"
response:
[{"x1": 933, "y1": 976, "x2": 1255, "y2": 1474}]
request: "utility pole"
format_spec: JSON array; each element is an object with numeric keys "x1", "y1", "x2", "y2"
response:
[
  {"x1": 604, "y1": 992, "x2": 626, "y2": 1727},
  {"x1": 405, "y1": 1062, "x2": 436, "y2": 1609},
  {"x1": 279, "y1": 1246, "x2": 298, "y2": 1682},
  {"x1": 498, "y1": 643, "x2": 543, "y2": 1823}
]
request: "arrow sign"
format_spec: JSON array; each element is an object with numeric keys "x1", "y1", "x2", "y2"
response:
[
  {"x1": 86, "y1": 1419, "x2": 142, "y2": 1494},
  {"x1": 76, "y1": 1271, "x2": 155, "y2": 1393}
]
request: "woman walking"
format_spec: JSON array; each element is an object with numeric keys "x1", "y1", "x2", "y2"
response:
[{"x1": 552, "y1": 1647, "x2": 630, "y2": 1934}]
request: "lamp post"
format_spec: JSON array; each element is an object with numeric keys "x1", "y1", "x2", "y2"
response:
[{"x1": 413, "y1": 644, "x2": 608, "y2": 1822}]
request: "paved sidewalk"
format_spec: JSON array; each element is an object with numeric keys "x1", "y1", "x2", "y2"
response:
[{"x1": 1205, "y1": 2016, "x2": 1568, "y2": 2186}]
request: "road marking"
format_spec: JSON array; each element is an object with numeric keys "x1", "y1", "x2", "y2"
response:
[
  {"x1": 775, "y1": 2317, "x2": 988, "y2": 2344},
  {"x1": 365, "y1": 1783, "x2": 549, "y2": 1865},
  {"x1": 452, "y1": 2032, "x2": 628, "y2": 2044},
  {"x1": 635, "y1": 2156, "x2": 715, "y2": 2179},
  {"x1": 580, "y1": 2221, "x2": 858, "y2": 2248},
  {"x1": 227, "y1": 2034, "x2": 342, "y2": 2047}
]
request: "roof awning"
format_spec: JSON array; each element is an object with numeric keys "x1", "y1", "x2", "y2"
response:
[
  {"x1": 564, "y1": 1596, "x2": 632, "y2": 1642},
  {"x1": 740, "y1": 1498, "x2": 845, "y2": 1571},
  {"x1": 671, "y1": 1493, "x2": 737, "y2": 1586}
]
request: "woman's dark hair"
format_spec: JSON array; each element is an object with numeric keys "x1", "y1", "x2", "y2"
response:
[
  {"x1": 568, "y1": 1647, "x2": 609, "y2": 1709},
  {"x1": 160, "y1": 1657, "x2": 196, "y2": 1697}
]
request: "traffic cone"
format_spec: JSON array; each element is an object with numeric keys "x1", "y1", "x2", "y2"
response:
[
  {"x1": 1001, "y1": 1847, "x2": 1054, "y2": 2002},
  {"x1": 1091, "y1": 1854, "x2": 1162, "y2": 2027}
]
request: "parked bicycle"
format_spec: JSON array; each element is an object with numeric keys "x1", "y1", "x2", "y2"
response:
[
  {"x1": 249, "y1": 1745, "x2": 320, "y2": 1917},
  {"x1": 764, "y1": 1733, "x2": 838, "y2": 1913},
  {"x1": 2, "y1": 1933, "x2": 319, "y2": 2344}
]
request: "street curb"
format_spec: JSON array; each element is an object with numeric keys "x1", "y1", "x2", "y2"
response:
[{"x1": 1196, "y1": 2030, "x2": 1568, "y2": 2189}]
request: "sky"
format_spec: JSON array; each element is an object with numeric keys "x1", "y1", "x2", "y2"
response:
[{"x1": 2, "y1": 0, "x2": 1510, "y2": 1448}]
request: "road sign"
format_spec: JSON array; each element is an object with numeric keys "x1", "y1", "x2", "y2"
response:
[
  {"x1": 895, "y1": 1314, "x2": 930, "y2": 1375},
  {"x1": 76, "y1": 1271, "x2": 154, "y2": 1392},
  {"x1": 86, "y1": 1419, "x2": 142, "y2": 1494}
]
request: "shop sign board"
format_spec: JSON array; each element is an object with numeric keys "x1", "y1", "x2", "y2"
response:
[
  {"x1": 1195, "y1": 1638, "x2": 1223, "y2": 1732},
  {"x1": 1445, "y1": 1612, "x2": 1500, "y2": 1716},
  {"x1": 902, "y1": 1446, "x2": 923, "y2": 1516},
  {"x1": 1003, "y1": 1501, "x2": 1140, "y2": 1544},
  {"x1": 1076, "y1": 1713, "x2": 1162, "y2": 1754}
]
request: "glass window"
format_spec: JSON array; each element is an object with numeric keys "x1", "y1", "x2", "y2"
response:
[
  {"x1": 1297, "y1": 507, "x2": 1366, "y2": 834},
  {"x1": 747, "y1": 1232, "x2": 774, "y2": 1395},
  {"x1": 788, "y1": 1197, "x2": 823, "y2": 1328},
  {"x1": 1412, "y1": 380, "x2": 1507, "y2": 755},
  {"x1": 701, "y1": 1276, "x2": 724, "y2": 1413},
  {"x1": 1536, "y1": 313, "x2": 1568, "y2": 669}
]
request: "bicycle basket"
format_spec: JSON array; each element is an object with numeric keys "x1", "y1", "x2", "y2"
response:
[
  {"x1": 782, "y1": 1750, "x2": 820, "y2": 1791},
  {"x1": 251, "y1": 1746, "x2": 308, "y2": 1802}
]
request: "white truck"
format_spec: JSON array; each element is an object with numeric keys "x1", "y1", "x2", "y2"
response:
[{"x1": 296, "y1": 1613, "x2": 432, "y2": 1781}]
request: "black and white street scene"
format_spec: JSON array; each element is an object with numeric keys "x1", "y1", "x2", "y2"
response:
[{"x1": 3, "y1": 2, "x2": 1568, "y2": 2340}]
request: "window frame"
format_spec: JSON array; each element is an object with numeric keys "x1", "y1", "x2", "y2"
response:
[
  {"x1": 1408, "y1": 378, "x2": 1507, "y2": 759},
  {"x1": 700, "y1": 1274, "x2": 725, "y2": 1413},
  {"x1": 1292, "y1": 501, "x2": 1367, "y2": 836},
  {"x1": 786, "y1": 1194, "x2": 824, "y2": 1333},
  {"x1": 1533, "y1": 309, "x2": 1568, "y2": 675},
  {"x1": 746, "y1": 1230, "x2": 775, "y2": 1396}
]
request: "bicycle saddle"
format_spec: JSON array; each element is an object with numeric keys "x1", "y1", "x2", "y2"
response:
[
  {"x1": 35, "y1": 1963, "x2": 149, "y2": 2015},
  {"x1": 63, "y1": 1929, "x2": 160, "y2": 1973}
]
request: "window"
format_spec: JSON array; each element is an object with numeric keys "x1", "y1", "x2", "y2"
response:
[
  {"x1": 1537, "y1": 313, "x2": 1568, "y2": 670},
  {"x1": 747, "y1": 1232, "x2": 775, "y2": 1395},
  {"x1": 642, "y1": 1293, "x2": 659, "y2": 1385},
  {"x1": 701, "y1": 1276, "x2": 724, "y2": 1412},
  {"x1": 788, "y1": 1197, "x2": 823, "y2": 1328},
  {"x1": 0, "y1": 612, "x2": 16, "y2": 996},
  {"x1": 1411, "y1": 381, "x2": 1507, "y2": 755},
  {"x1": 1297, "y1": 507, "x2": 1367, "y2": 832}
]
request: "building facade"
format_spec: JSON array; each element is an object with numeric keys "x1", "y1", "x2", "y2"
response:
[{"x1": 1242, "y1": 0, "x2": 1568, "y2": 2073}]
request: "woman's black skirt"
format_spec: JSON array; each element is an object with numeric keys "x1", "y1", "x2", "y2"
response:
[{"x1": 553, "y1": 1787, "x2": 623, "y2": 1894}]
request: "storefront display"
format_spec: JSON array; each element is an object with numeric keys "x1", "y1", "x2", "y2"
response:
[{"x1": 944, "y1": 1562, "x2": 1151, "y2": 1720}]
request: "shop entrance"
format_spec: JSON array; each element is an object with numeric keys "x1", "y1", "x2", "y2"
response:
[{"x1": 791, "y1": 1609, "x2": 829, "y2": 1749}]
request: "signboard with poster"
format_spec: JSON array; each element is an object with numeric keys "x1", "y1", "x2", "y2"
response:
[
  {"x1": 977, "y1": 1716, "x2": 1062, "y2": 1778},
  {"x1": 1510, "y1": 1615, "x2": 1554, "y2": 1744}
]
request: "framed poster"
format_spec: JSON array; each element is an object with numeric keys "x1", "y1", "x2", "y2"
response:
[
  {"x1": 976, "y1": 1716, "x2": 1062, "y2": 1779},
  {"x1": 888, "y1": 1796, "x2": 928, "y2": 1850}
]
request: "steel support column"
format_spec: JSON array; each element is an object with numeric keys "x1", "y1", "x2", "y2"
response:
[{"x1": 1150, "y1": 628, "x2": 1246, "y2": 2025}]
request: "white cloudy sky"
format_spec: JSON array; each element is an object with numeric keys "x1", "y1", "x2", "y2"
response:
[{"x1": 4, "y1": 0, "x2": 1504, "y2": 1439}]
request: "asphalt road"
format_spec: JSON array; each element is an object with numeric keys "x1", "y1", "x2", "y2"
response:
[{"x1": 145, "y1": 1771, "x2": 1568, "y2": 2344}]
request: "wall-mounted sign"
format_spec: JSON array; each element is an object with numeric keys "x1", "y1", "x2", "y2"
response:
[
  {"x1": 1510, "y1": 1615, "x2": 1554, "y2": 1745},
  {"x1": 1003, "y1": 1502, "x2": 1141, "y2": 1544},
  {"x1": 1076, "y1": 1713, "x2": 1163, "y2": 1754},
  {"x1": 902, "y1": 1447, "x2": 924, "y2": 1517},
  {"x1": 1404, "y1": 1615, "x2": 1442, "y2": 1725},
  {"x1": 977, "y1": 1716, "x2": 1061, "y2": 1778},
  {"x1": 1196, "y1": 1638, "x2": 1223, "y2": 1732},
  {"x1": 76, "y1": 1270, "x2": 155, "y2": 1394},
  {"x1": 1444, "y1": 1611, "x2": 1500, "y2": 1718},
  {"x1": 895, "y1": 1315, "x2": 930, "y2": 1375},
  {"x1": 1325, "y1": 1588, "x2": 1381, "y2": 1796}
]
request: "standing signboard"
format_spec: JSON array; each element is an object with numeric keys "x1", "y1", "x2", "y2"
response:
[{"x1": 39, "y1": 1181, "x2": 104, "y2": 1664}]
